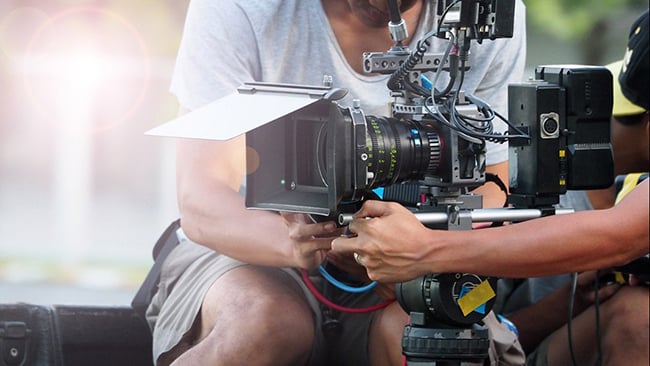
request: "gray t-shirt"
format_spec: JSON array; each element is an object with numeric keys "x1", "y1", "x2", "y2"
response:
[{"x1": 170, "y1": 0, "x2": 527, "y2": 165}]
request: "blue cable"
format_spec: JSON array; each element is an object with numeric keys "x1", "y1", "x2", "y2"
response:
[
  {"x1": 421, "y1": 74, "x2": 433, "y2": 91},
  {"x1": 318, "y1": 265, "x2": 378, "y2": 293}
]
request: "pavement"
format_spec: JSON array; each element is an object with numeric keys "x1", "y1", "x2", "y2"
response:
[
  {"x1": 0, "y1": 185, "x2": 177, "y2": 307},
  {"x1": 0, "y1": 282, "x2": 137, "y2": 306}
]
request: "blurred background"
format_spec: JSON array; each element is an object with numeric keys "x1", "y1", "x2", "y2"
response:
[{"x1": 0, "y1": 0, "x2": 647, "y2": 305}]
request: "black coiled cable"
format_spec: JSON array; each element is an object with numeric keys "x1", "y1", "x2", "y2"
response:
[{"x1": 387, "y1": 35, "x2": 432, "y2": 92}]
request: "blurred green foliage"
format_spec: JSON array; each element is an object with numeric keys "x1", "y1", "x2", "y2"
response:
[
  {"x1": 525, "y1": 0, "x2": 647, "y2": 40},
  {"x1": 523, "y1": 0, "x2": 648, "y2": 64}
]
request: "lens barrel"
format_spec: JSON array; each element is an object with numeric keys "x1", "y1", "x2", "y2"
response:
[{"x1": 364, "y1": 116, "x2": 442, "y2": 189}]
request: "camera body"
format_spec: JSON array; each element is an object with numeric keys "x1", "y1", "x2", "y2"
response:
[
  {"x1": 245, "y1": 84, "x2": 488, "y2": 218},
  {"x1": 508, "y1": 65, "x2": 614, "y2": 208},
  {"x1": 245, "y1": 0, "x2": 523, "y2": 219},
  {"x1": 244, "y1": 64, "x2": 616, "y2": 216},
  {"x1": 436, "y1": 0, "x2": 515, "y2": 40}
]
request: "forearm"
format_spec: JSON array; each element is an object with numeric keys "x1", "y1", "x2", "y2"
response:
[
  {"x1": 179, "y1": 184, "x2": 298, "y2": 267},
  {"x1": 175, "y1": 137, "x2": 304, "y2": 268},
  {"x1": 430, "y1": 190, "x2": 648, "y2": 277}
]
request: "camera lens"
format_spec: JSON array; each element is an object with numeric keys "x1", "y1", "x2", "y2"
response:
[{"x1": 364, "y1": 116, "x2": 442, "y2": 188}]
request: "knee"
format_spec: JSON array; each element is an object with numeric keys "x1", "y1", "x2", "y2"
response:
[
  {"x1": 369, "y1": 302, "x2": 408, "y2": 365},
  {"x1": 601, "y1": 286, "x2": 649, "y2": 341},
  {"x1": 246, "y1": 288, "x2": 315, "y2": 342},
  {"x1": 202, "y1": 268, "x2": 315, "y2": 347}
]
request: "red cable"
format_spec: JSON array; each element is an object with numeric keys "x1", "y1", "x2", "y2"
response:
[{"x1": 300, "y1": 269, "x2": 394, "y2": 313}]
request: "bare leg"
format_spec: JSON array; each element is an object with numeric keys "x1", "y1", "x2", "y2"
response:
[
  {"x1": 168, "y1": 266, "x2": 315, "y2": 366},
  {"x1": 546, "y1": 285, "x2": 649, "y2": 366},
  {"x1": 599, "y1": 285, "x2": 649, "y2": 366},
  {"x1": 368, "y1": 301, "x2": 409, "y2": 366}
]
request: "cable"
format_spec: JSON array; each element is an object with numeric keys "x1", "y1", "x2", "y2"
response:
[
  {"x1": 300, "y1": 269, "x2": 394, "y2": 313},
  {"x1": 568, "y1": 272, "x2": 579, "y2": 366},
  {"x1": 386, "y1": 0, "x2": 530, "y2": 145},
  {"x1": 594, "y1": 271, "x2": 603, "y2": 366},
  {"x1": 568, "y1": 271, "x2": 606, "y2": 366},
  {"x1": 386, "y1": 0, "x2": 402, "y2": 24},
  {"x1": 387, "y1": 32, "x2": 435, "y2": 92},
  {"x1": 436, "y1": 0, "x2": 462, "y2": 33},
  {"x1": 424, "y1": 87, "x2": 529, "y2": 144},
  {"x1": 493, "y1": 110, "x2": 530, "y2": 140},
  {"x1": 318, "y1": 265, "x2": 378, "y2": 293},
  {"x1": 385, "y1": 0, "x2": 530, "y2": 146},
  {"x1": 430, "y1": 34, "x2": 456, "y2": 99},
  {"x1": 485, "y1": 172, "x2": 508, "y2": 206},
  {"x1": 387, "y1": 0, "x2": 463, "y2": 94},
  {"x1": 423, "y1": 97, "x2": 483, "y2": 144}
]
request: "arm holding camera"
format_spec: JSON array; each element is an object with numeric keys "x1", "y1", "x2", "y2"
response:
[
  {"x1": 333, "y1": 8, "x2": 649, "y2": 282},
  {"x1": 332, "y1": 180, "x2": 648, "y2": 281}
]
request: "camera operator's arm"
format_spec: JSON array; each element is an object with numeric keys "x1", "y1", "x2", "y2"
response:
[
  {"x1": 176, "y1": 108, "x2": 338, "y2": 270},
  {"x1": 332, "y1": 179, "x2": 649, "y2": 281}
]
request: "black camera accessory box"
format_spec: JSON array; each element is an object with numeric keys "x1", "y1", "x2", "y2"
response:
[{"x1": 0, "y1": 303, "x2": 152, "y2": 366}]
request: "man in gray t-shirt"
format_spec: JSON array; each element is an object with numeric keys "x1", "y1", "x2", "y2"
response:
[{"x1": 147, "y1": 1, "x2": 527, "y2": 365}]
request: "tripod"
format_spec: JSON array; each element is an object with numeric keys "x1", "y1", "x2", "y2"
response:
[{"x1": 397, "y1": 271, "x2": 497, "y2": 365}]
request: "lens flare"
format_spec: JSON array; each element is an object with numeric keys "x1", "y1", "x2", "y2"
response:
[
  {"x1": 21, "y1": 6, "x2": 151, "y2": 134},
  {"x1": 0, "y1": 7, "x2": 49, "y2": 60}
]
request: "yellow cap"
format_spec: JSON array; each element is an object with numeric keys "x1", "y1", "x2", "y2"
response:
[{"x1": 606, "y1": 60, "x2": 646, "y2": 117}]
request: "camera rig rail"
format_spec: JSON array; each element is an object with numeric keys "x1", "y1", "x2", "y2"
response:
[{"x1": 338, "y1": 207, "x2": 574, "y2": 227}]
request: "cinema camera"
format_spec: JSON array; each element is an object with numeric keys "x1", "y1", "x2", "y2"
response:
[
  {"x1": 244, "y1": 3, "x2": 519, "y2": 219},
  {"x1": 147, "y1": 0, "x2": 614, "y2": 364}
]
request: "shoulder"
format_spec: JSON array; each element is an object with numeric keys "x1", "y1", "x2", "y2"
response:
[
  {"x1": 219, "y1": 0, "x2": 313, "y2": 24},
  {"x1": 184, "y1": 0, "x2": 293, "y2": 27},
  {"x1": 181, "y1": 0, "x2": 315, "y2": 44}
]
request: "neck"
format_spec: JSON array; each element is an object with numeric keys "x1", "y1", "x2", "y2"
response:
[{"x1": 322, "y1": 0, "x2": 424, "y2": 74}]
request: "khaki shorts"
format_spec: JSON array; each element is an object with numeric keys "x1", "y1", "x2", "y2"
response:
[{"x1": 145, "y1": 238, "x2": 382, "y2": 366}]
